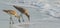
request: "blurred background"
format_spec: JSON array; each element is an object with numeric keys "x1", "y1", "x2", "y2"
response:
[{"x1": 0, "y1": 0, "x2": 60, "y2": 28}]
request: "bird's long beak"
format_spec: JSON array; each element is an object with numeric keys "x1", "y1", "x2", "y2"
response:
[
  {"x1": 13, "y1": 5, "x2": 16, "y2": 7},
  {"x1": 3, "y1": 10, "x2": 8, "y2": 13},
  {"x1": 13, "y1": 5, "x2": 21, "y2": 10},
  {"x1": 13, "y1": 5, "x2": 18, "y2": 8}
]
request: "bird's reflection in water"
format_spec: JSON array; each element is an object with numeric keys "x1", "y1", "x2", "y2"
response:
[
  {"x1": 18, "y1": 24, "x2": 30, "y2": 28},
  {"x1": 9, "y1": 24, "x2": 13, "y2": 28},
  {"x1": 9, "y1": 22, "x2": 30, "y2": 28}
]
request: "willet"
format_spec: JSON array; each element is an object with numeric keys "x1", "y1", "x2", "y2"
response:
[
  {"x1": 3, "y1": 10, "x2": 21, "y2": 24},
  {"x1": 13, "y1": 5, "x2": 30, "y2": 22}
]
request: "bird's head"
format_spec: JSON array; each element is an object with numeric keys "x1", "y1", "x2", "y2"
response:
[{"x1": 3, "y1": 10, "x2": 8, "y2": 13}]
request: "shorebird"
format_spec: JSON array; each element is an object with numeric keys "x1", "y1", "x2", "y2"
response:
[
  {"x1": 13, "y1": 5, "x2": 30, "y2": 22},
  {"x1": 3, "y1": 10, "x2": 21, "y2": 24}
]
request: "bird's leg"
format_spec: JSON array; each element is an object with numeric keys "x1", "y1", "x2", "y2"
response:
[
  {"x1": 10, "y1": 15, "x2": 12, "y2": 24},
  {"x1": 9, "y1": 15, "x2": 13, "y2": 28},
  {"x1": 11, "y1": 18, "x2": 14, "y2": 24},
  {"x1": 18, "y1": 16, "x2": 21, "y2": 23},
  {"x1": 25, "y1": 13, "x2": 30, "y2": 21},
  {"x1": 20, "y1": 13, "x2": 24, "y2": 22},
  {"x1": 10, "y1": 15, "x2": 14, "y2": 24},
  {"x1": 11, "y1": 16, "x2": 14, "y2": 24}
]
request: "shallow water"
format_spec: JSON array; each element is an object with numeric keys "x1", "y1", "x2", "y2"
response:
[{"x1": 0, "y1": 0, "x2": 60, "y2": 28}]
